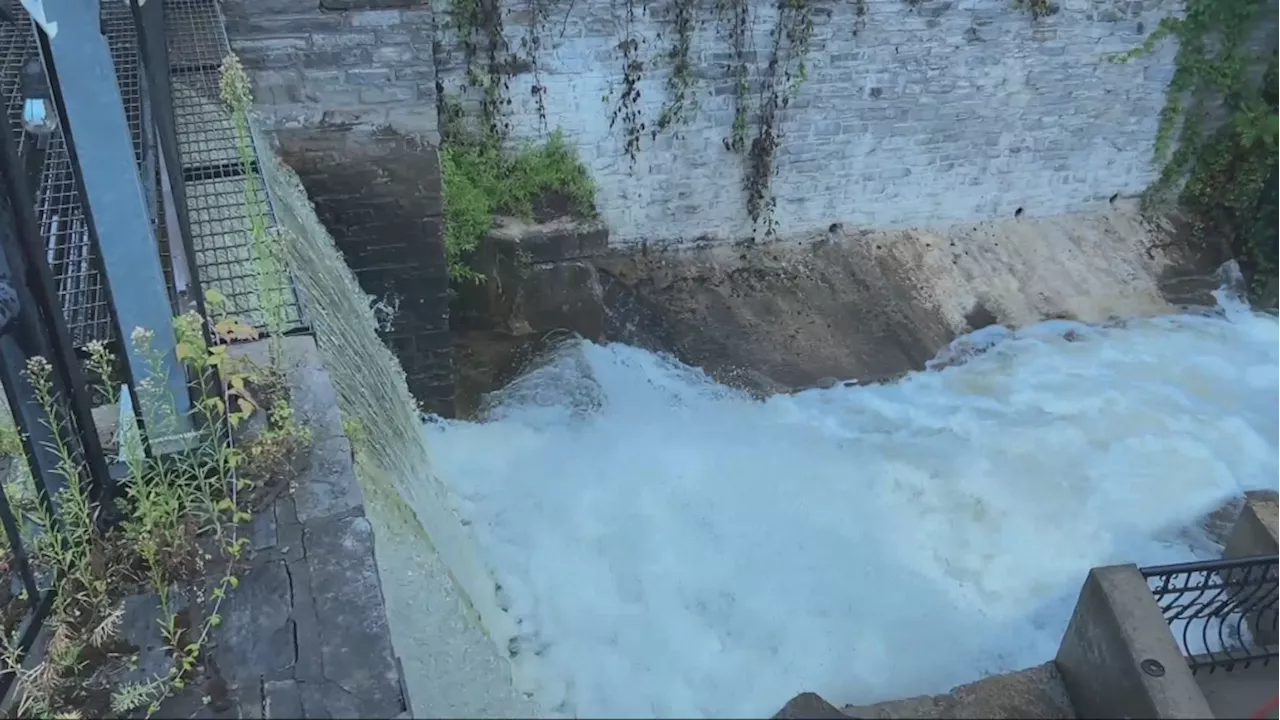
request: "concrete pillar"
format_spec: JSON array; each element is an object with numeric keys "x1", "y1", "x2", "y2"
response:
[
  {"x1": 1224, "y1": 495, "x2": 1279, "y2": 559},
  {"x1": 1055, "y1": 564, "x2": 1213, "y2": 719},
  {"x1": 1222, "y1": 495, "x2": 1279, "y2": 648}
]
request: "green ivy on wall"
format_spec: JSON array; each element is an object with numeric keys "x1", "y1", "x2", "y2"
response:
[
  {"x1": 654, "y1": 0, "x2": 699, "y2": 138},
  {"x1": 442, "y1": 0, "x2": 1092, "y2": 251},
  {"x1": 1115, "y1": 0, "x2": 1278, "y2": 295},
  {"x1": 440, "y1": 0, "x2": 597, "y2": 282}
]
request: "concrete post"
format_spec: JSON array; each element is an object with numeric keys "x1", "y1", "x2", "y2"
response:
[
  {"x1": 1055, "y1": 564, "x2": 1213, "y2": 719},
  {"x1": 1222, "y1": 496, "x2": 1279, "y2": 648}
]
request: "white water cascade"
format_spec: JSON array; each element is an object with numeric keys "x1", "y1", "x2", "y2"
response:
[{"x1": 419, "y1": 291, "x2": 1278, "y2": 719}]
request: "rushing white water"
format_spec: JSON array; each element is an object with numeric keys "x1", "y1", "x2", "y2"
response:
[{"x1": 421, "y1": 292, "x2": 1279, "y2": 719}]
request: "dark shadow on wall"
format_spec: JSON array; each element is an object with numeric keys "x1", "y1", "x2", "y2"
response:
[{"x1": 275, "y1": 126, "x2": 456, "y2": 417}]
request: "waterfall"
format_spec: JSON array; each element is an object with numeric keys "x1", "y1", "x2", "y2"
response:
[
  {"x1": 257, "y1": 130, "x2": 1277, "y2": 717},
  {"x1": 423, "y1": 290, "x2": 1278, "y2": 718}
]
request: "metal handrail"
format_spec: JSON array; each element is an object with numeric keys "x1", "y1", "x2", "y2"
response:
[
  {"x1": 0, "y1": 78, "x2": 112, "y2": 699},
  {"x1": 1141, "y1": 553, "x2": 1279, "y2": 674}
]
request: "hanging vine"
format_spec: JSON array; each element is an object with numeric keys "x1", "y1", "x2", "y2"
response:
[
  {"x1": 609, "y1": 0, "x2": 648, "y2": 166},
  {"x1": 1113, "y1": 0, "x2": 1277, "y2": 292},
  {"x1": 744, "y1": 0, "x2": 814, "y2": 239},
  {"x1": 442, "y1": 0, "x2": 599, "y2": 282},
  {"x1": 446, "y1": 0, "x2": 1133, "y2": 249},
  {"x1": 715, "y1": 0, "x2": 753, "y2": 153},
  {"x1": 451, "y1": 0, "x2": 514, "y2": 142},
  {"x1": 1012, "y1": 0, "x2": 1057, "y2": 19},
  {"x1": 654, "y1": 0, "x2": 699, "y2": 138},
  {"x1": 520, "y1": 0, "x2": 551, "y2": 131}
]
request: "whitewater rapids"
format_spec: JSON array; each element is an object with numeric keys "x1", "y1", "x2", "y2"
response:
[{"x1": 421, "y1": 292, "x2": 1278, "y2": 718}]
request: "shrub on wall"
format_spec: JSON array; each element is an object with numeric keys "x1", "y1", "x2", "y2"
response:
[
  {"x1": 441, "y1": 131, "x2": 597, "y2": 282},
  {"x1": 1117, "y1": 0, "x2": 1278, "y2": 297},
  {"x1": 439, "y1": 0, "x2": 1133, "y2": 250}
]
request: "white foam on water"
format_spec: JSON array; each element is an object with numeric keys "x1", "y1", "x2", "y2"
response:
[{"x1": 421, "y1": 293, "x2": 1279, "y2": 719}]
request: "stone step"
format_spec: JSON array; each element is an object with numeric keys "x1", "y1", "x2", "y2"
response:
[{"x1": 840, "y1": 662, "x2": 1076, "y2": 719}]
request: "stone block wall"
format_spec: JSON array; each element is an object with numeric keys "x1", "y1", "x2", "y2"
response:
[
  {"x1": 222, "y1": 0, "x2": 439, "y2": 141},
  {"x1": 224, "y1": 0, "x2": 1188, "y2": 409},
  {"x1": 432, "y1": 0, "x2": 1181, "y2": 244},
  {"x1": 273, "y1": 126, "x2": 456, "y2": 417}
]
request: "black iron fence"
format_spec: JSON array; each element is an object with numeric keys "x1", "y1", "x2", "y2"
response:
[{"x1": 1141, "y1": 554, "x2": 1280, "y2": 675}]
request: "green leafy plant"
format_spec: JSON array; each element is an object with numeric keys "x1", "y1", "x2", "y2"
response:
[
  {"x1": 439, "y1": 0, "x2": 598, "y2": 280},
  {"x1": 1113, "y1": 0, "x2": 1277, "y2": 294},
  {"x1": 442, "y1": 131, "x2": 596, "y2": 281},
  {"x1": 0, "y1": 303, "x2": 310, "y2": 719},
  {"x1": 220, "y1": 55, "x2": 293, "y2": 362},
  {"x1": 655, "y1": 0, "x2": 700, "y2": 139}
]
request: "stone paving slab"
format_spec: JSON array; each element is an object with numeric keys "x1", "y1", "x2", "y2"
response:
[
  {"x1": 294, "y1": 435, "x2": 364, "y2": 523},
  {"x1": 140, "y1": 336, "x2": 408, "y2": 719},
  {"x1": 216, "y1": 560, "x2": 296, "y2": 687},
  {"x1": 304, "y1": 514, "x2": 403, "y2": 716}
]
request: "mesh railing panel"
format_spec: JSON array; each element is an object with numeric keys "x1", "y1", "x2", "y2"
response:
[
  {"x1": 0, "y1": 0, "x2": 302, "y2": 344},
  {"x1": 163, "y1": 0, "x2": 304, "y2": 331},
  {"x1": 0, "y1": 3, "x2": 116, "y2": 345}
]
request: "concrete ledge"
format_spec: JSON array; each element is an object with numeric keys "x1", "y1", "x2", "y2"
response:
[
  {"x1": 458, "y1": 218, "x2": 611, "y2": 338},
  {"x1": 1055, "y1": 564, "x2": 1213, "y2": 719},
  {"x1": 489, "y1": 216, "x2": 610, "y2": 264},
  {"x1": 223, "y1": 335, "x2": 407, "y2": 718},
  {"x1": 842, "y1": 661, "x2": 1075, "y2": 719},
  {"x1": 1224, "y1": 495, "x2": 1279, "y2": 559}
]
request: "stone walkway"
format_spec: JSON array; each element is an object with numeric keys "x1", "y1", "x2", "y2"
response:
[
  {"x1": 1196, "y1": 663, "x2": 1278, "y2": 720},
  {"x1": 124, "y1": 336, "x2": 409, "y2": 719}
]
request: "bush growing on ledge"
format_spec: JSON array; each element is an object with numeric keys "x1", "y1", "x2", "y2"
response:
[
  {"x1": 441, "y1": 130, "x2": 596, "y2": 282},
  {"x1": 0, "y1": 301, "x2": 309, "y2": 718}
]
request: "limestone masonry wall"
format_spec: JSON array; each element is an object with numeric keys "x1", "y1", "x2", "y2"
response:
[
  {"x1": 432, "y1": 0, "x2": 1178, "y2": 244},
  {"x1": 227, "y1": 0, "x2": 1181, "y2": 250},
  {"x1": 224, "y1": 0, "x2": 1185, "y2": 410},
  {"x1": 223, "y1": 0, "x2": 440, "y2": 140},
  {"x1": 274, "y1": 126, "x2": 456, "y2": 416}
]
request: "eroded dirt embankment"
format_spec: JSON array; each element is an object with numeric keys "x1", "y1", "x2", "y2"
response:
[{"x1": 454, "y1": 203, "x2": 1226, "y2": 413}]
